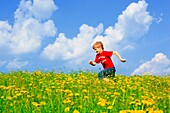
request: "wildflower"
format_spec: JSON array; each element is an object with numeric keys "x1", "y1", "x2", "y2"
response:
[
  {"x1": 114, "y1": 92, "x2": 120, "y2": 96},
  {"x1": 106, "y1": 92, "x2": 111, "y2": 95},
  {"x1": 7, "y1": 96, "x2": 13, "y2": 100},
  {"x1": 64, "y1": 107, "x2": 70, "y2": 112},
  {"x1": 40, "y1": 101, "x2": 46, "y2": 105},
  {"x1": 27, "y1": 95, "x2": 31, "y2": 98},
  {"x1": 74, "y1": 93, "x2": 79, "y2": 96},
  {"x1": 73, "y1": 109, "x2": 80, "y2": 113},
  {"x1": 107, "y1": 106, "x2": 113, "y2": 109},
  {"x1": 51, "y1": 86, "x2": 55, "y2": 89},
  {"x1": 10, "y1": 103, "x2": 13, "y2": 106},
  {"x1": 32, "y1": 102, "x2": 39, "y2": 107},
  {"x1": 84, "y1": 96, "x2": 89, "y2": 99},
  {"x1": 70, "y1": 102, "x2": 74, "y2": 106},
  {"x1": 97, "y1": 98, "x2": 110, "y2": 107},
  {"x1": 68, "y1": 93, "x2": 73, "y2": 97},
  {"x1": 141, "y1": 96, "x2": 147, "y2": 99},
  {"x1": 63, "y1": 98, "x2": 71, "y2": 104},
  {"x1": 0, "y1": 85, "x2": 5, "y2": 89},
  {"x1": 122, "y1": 89, "x2": 126, "y2": 93},
  {"x1": 37, "y1": 94, "x2": 41, "y2": 98},
  {"x1": 97, "y1": 101, "x2": 106, "y2": 106},
  {"x1": 78, "y1": 105, "x2": 83, "y2": 109},
  {"x1": 129, "y1": 101, "x2": 135, "y2": 105},
  {"x1": 82, "y1": 89, "x2": 88, "y2": 93},
  {"x1": 148, "y1": 110, "x2": 163, "y2": 113},
  {"x1": 130, "y1": 96, "x2": 134, "y2": 100}
]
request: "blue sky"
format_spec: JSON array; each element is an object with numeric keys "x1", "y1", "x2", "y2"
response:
[{"x1": 0, "y1": 0, "x2": 170, "y2": 75}]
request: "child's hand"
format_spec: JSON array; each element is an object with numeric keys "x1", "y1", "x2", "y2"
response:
[
  {"x1": 120, "y1": 59, "x2": 126, "y2": 62},
  {"x1": 89, "y1": 60, "x2": 96, "y2": 66},
  {"x1": 89, "y1": 60, "x2": 93, "y2": 64}
]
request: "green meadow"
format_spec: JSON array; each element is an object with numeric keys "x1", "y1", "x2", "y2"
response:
[{"x1": 0, "y1": 71, "x2": 169, "y2": 113}]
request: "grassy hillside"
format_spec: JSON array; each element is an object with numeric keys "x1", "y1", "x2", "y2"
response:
[{"x1": 0, "y1": 71, "x2": 169, "y2": 113}]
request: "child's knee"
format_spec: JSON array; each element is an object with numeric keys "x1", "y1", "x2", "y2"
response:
[{"x1": 98, "y1": 71, "x2": 105, "y2": 79}]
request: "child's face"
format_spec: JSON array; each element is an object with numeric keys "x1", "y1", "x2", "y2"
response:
[{"x1": 93, "y1": 46, "x2": 103, "y2": 54}]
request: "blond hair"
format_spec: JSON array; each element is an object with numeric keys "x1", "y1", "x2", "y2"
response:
[{"x1": 92, "y1": 41, "x2": 104, "y2": 50}]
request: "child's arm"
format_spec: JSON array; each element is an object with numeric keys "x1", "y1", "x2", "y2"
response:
[
  {"x1": 89, "y1": 60, "x2": 96, "y2": 66},
  {"x1": 113, "y1": 51, "x2": 126, "y2": 62}
]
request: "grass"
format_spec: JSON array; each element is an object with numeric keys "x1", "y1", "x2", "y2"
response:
[{"x1": 0, "y1": 70, "x2": 169, "y2": 113}]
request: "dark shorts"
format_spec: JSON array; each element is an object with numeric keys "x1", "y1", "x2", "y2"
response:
[{"x1": 98, "y1": 67, "x2": 116, "y2": 79}]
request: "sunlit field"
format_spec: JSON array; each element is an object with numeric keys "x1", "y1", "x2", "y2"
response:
[{"x1": 0, "y1": 71, "x2": 169, "y2": 113}]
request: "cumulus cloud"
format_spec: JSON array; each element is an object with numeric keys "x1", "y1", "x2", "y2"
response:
[
  {"x1": 6, "y1": 59, "x2": 29, "y2": 70},
  {"x1": 42, "y1": 0, "x2": 153, "y2": 62},
  {"x1": 0, "y1": 21, "x2": 12, "y2": 47},
  {"x1": 42, "y1": 24, "x2": 103, "y2": 61},
  {"x1": 93, "y1": 0, "x2": 153, "y2": 50},
  {"x1": 0, "y1": 0, "x2": 57, "y2": 54},
  {"x1": 132, "y1": 53, "x2": 170, "y2": 75}
]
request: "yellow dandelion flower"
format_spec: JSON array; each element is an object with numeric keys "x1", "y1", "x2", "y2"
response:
[
  {"x1": 37, "y1": 94, "x2": 41, "y2": 98},
  {"x1": 73, "y1": 109, "x2": 80, "y2": 113},
  {"x1": 119, "y1": 110, "x2": 127, "y2": 113},
  {"x1": 71, "y1": 102, "x2": 74, "y2": 106},
  {"x1": 107, "y1": 106, "x2": 113, "y2": 109},
  {"x1": 90, "y1": 110, "x2": 95, "y2": 113},
  {"x1": 64, "y1": 107, "x2": 70, "y2": 112},
  {"x1": 82, "y1": 89, "x2": 88, "y2": 93},
  {"x1": 97, "y1": 101, "x2": 106, "y2": 106},
  {"x1": 78, "y1": 105, "x2": 83, "y2": 109},
  {"x1": 63, "y1": 99, "x2": 71, "y2": 103},
  {"x1": 1, "y1": 96, "x2": 4, "y2": 99},
  {"x1": 129, "y1": 101, "x2": 135, "y2": 105},
  {"x1": 141, "y1": 96, "x2": 147, "y2": 99},
  {"x1": 135, "y1": 102, "x2": 142, "y2": 106},
  {"x1": 75, "y1": 93, "x2": 79, "y2": 96},
  {"x1": 7, "y1": 96, "x2": 13, "y2": 100},
  {"x1": 51, "y1": 86, "x2": 55, "y2": 89},
  {"x1": 68, "y1": 93, "x2": 73, "y2": 97},
  {"x1": 84, "y1": 96, "x2": 89, "y2": 99},
  {"x1": 10, "y1": 103, "x2": 13, "y2": 106},
  {"x1": 106, "y1": 92, "x2": 111, "y2": 95},
  {"x1": 32, "y1": 102, "x2": 39, "y2": 107},
  {"x1": 148, "y1": 110, "x2": 163, "y2": 113},
  {"x1": 122, "y1": 89, "x2": 126, "y2": 93},
  {"x1": 146, "y1": 108, "x2": 154, "y2": 111},
  {"x1": 39, "y1": 81, "x2": 43, "y2": 84},
  {"x1": 0, "y1": 85, "x2": 5, "y2": 89},
  {"x1": 27, "y1": 95, "x2": 31, "y2": 98},
  {"x1": 56, "y1": 89, "x2": 59, "y2": 92},
  {"x1": 114, "y1": 92, "x2": 120, "y2": 96},
  {"x1": 130, "y1": 96, "x2": 135, "y2": 100},
  {"x1": 40, "y1": 101, "x2": 46, "y2": 105}
]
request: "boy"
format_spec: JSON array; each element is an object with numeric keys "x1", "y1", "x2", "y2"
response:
[{"x1": 89, "y1": 41, "x2": 126, "y2": 82}]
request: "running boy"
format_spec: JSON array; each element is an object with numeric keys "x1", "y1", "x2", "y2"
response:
[{"x1": 89, "y1": 41, "x2": 126, "y2": 82}]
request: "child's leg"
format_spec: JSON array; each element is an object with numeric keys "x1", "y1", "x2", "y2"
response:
[
  {"x1": 98, "y1": 67, "x2": 116, "y2": 80},
  {"x1": 105, "y1": 68, "x2": 116, "y2": 78},
  {"x1": 98, "y1": 70, "x2": 106, "y2": 79}
]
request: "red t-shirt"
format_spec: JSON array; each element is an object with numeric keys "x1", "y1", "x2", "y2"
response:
[{"x1": 94, "y1": 51, "x2": 115, "y2": 69}]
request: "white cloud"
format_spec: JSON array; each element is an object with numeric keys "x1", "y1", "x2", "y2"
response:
[
  {"x1": 42, "y1": 24, "x2": 103, "y2": 61},
  {"x1": 15, "y1": 0, "x2": 57, "y2": 21},
  {"x1": 0, "y1": 21, "x2": 12, "y2": 47},
  {"x1": 132, "y1": 53, "x2": 170, "y2": 75},
  {"x1": 6, "y1": 59, "x2": 29, "y2": 70},
  {"x1": 115, "y1": 1, "x2": 152, "y2": 39},
  {"x1": 42, "y1": 0, "x2": 153, "y2": 62},
  {"x1": 95, "y1": 0, "x2": 153, "y2": 50},
  {"x1": 0, "y1": 0, "x2": 57, "y2": 54},
  {"x1": 10, "y1": 19, "x2": 56, "y2": 54}
]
